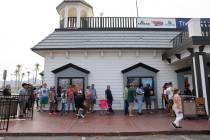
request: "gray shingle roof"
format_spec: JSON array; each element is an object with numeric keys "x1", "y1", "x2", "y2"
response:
[{"x1": 31, "y1": 30, "x2": 180, "y2": 51}]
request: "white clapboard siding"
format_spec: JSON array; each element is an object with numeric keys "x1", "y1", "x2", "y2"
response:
[{"x1": 44, "y1": 50, "x2": 177, "y2": 110}]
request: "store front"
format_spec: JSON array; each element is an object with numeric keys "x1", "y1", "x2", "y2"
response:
[
  {"x1": 52, "y1": 63, "x2": 90, "y2": 96},
  {"x1": 176, "y1": 64, "x2": 210, "y2": 96},
  {"x1": 121, "y1": 63, "x2": 159, "y2": 109}
]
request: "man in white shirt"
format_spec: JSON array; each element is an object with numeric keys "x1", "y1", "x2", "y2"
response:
[{"x1": 39, "y1": 83, "x2": 49, "y2": 112}]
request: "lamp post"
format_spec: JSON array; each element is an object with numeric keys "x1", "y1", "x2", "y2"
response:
[
  {"x1": 3, "y1": 70, "x2": 7, "y2": 88},
  {"x1": 136, "y1": 0, "x2": 139, "y2": 17}
]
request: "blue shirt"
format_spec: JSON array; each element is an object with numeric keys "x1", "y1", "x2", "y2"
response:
[{"x1": 91, "y1": 88, "x2": 97, "y2": 99}]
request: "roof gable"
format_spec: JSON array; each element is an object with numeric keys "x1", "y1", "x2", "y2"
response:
[
  {"x1": 121, "y1": 63, "x2": 159, "y2": 73},
  {"x1": 52, "y1": 63, "x2": 90, "y2": 74}
]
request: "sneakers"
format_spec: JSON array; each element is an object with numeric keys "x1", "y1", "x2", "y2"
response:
[
  {"x1": 171, "y1": 122, "x2": 182, "y2": 128},
  {"x1": 48, "y1": 112, "x2": 53, "y2": 115}
]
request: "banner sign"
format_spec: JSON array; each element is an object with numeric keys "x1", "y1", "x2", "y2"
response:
[
  {"x1": 137, "y1": 18, "x2": 176, "y2": 28},
  {"x1": 176, "y1": 18, "x2": 190, "y2": 29}
]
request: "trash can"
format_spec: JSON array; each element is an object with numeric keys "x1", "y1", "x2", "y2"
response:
[{"x1": 181, "y1": 95, "x2": 197, "y2": 118}]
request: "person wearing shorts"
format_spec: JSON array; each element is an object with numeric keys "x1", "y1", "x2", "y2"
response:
[
  {"x1": 39, "y1": 83, "x2": 49, "y2": 112},
  {"x1": 127, "y1": 84, "x2": 136, "y2": 117}
]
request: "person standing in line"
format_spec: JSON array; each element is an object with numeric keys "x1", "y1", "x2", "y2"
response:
[
  {"x1": 18, "y1": 83, "x2": 28, "y2": 118},
  {"x1": 35, "y1": 86, "x2": 41, "y2": 111},
  {"x1": 74, "y1": 89, "x2": 86, "y2": 118},
  {"x1": 144, "y1": 84, "x2": 152, "y2": 113},
  {"x1": 171, "y1": 88, "x2": 183, "y2": 128},
  {"x1": 127, "y1": 84, "x2": 136, "y2": 117},
  {"x1": 166, "y1": 82, "x2": 174, "y2": 116},
  {"x1": 184, "y1": 83, "x2": 192, "y2": 95},
  {"x1": 90, "y1": 84, "x2": 97, "y2": 113},
  {"x1": 60, "y1": 89, "x2": 67, "y2": 116},
  {"x1": 162, "y1": 83, "x2": 169, "y2": 110},
  {"x1": 48, "y1": 86, "x2": 57, "y2": 115},
  {"x1": 123, "y1": 85, "x2": 129, "y2": 115},
  {"x1": 66, "y1": 85, "x2": 75, "y2": 113},
  {"x1": 39, "y1": 83, "x2": 49, "y2": 112},
  {"x1": 85, "y1": 86, "x2": 92, "y2": 113},
  {"x1": 27, "y1": 84, "x2": 35, "y2": 111},
  {"x1": 3, "y1": 85, "x2": 11, "y2": 96},
  {"x1": 136, "y1": 84, "x2": 144, "y2": 115},
  {"x1": 105, "y1": 85, "x2": 114, "y2": 113}
]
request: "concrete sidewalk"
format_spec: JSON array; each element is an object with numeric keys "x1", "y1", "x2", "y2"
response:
[{"x1": 0, "y1": 110, "x2": 209, "y2": 136}]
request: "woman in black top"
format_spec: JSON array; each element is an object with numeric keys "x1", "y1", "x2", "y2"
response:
[{"x1": 105, "y1": 85, "x2": 114, "y2": 113}]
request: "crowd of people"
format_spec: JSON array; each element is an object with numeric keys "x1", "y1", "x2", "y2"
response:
[
  {"x1": 33, "y1": 83, "x2": 100, "y2": 118},
  {"x1": 1, "y1": 81, "x2": 184, "y2": 128},
  {"x1": 123, "y1": 83, "x2": 153, "y2": 117}
]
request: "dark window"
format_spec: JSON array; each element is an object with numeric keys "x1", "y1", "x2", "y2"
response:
[
  {"x1": 127, "y1": 77, "x2": 154, "y2": 96},
  {"x1": 57, "y1": 77, "x2": 84, "y2": 96}
]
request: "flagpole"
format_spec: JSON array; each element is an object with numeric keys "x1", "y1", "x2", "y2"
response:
[{"x1": 136, "y1": 0, "x2": 139, "y2": 17}]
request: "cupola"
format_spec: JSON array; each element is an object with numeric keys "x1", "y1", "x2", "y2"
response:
[{"x1": 56, "y1": 0, "x2": 94, "y2": 28}]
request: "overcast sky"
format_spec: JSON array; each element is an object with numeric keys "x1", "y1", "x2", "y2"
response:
[{"x1": 0, "y1": 0, "x2": 210, "y2": 82}]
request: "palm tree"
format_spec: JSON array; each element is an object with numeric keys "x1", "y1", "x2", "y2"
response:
[
  {"x1": 20, "y1": 73, "x2": 25, "y2": 85},
  {"x1": 27, "y1": 71, "x2": 31, "y2": 84},
  {"x1": 34, "y1": 63, "x2": 40, "y2": 84},
  {"x1": 16, "y1": 64, "x2": 21, "y2": 89}
]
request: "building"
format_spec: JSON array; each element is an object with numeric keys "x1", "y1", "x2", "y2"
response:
[{"x1": 32, "y1": 0, "x2": 210, "y2": 113}]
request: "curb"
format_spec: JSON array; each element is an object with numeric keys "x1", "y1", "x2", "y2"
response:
[{"x1": 0, "y1": 130, "x2": 210, "y2": 137}]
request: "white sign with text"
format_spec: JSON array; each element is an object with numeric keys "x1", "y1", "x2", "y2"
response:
[{"x1": 137, "y1": 18, "x2": 176, "y2": 28}]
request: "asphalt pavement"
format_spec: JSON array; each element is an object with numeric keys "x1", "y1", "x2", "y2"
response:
[{"x1": 0, "y1": 135, "x2": 210, "y2": 140}]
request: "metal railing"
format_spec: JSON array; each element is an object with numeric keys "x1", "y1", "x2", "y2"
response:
[
  {"x1": 0, "y1": 97, "x2": 18, "y2": 132},
  {"x1": 0, "y1": 95, "x2": 34, "y2": 131},
  {"x1": 171, "y1": 19, "x2": 210, "y2": 48},
  {"x1": 171, "y1": 27, "x2": 189, "y2": 48},
  {"x1": 201, "y1": 20, "x2": 210, "y2": 36},
  {"x1": 60, "y1": 17, "x2": 137, "y2": 29},
  {"x1": 80, "y1": 17, "x2": 137, "y2": 29}
]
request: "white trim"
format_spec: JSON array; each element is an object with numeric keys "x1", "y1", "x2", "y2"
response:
[
  {"x1": 193, "y1": 57, "x2": 199, "y2": 97},
  {"x1": 64, "y1": 7, "x2": 69, "y2": 28},
  {"x1": 76, "y1": 6, "x2": 81, "y2": 28},
  {"x1": 199, "y1": 55, "x2": 209, "y2": 115}
]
